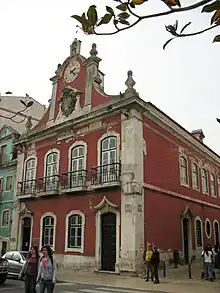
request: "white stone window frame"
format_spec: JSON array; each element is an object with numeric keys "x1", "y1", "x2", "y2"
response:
[
  {"x1": 210, "y1": 173, "x2": 217, "y2": 198},
  {"x1": 191, "y1": 161, "x2": 200, "y2": 192},
  {"x1": 179, "y1": 154, "x2": 189, "y2": 188},
  {"x1": 97, "y1": 132, "x2": 120, "y2": 167},
  {"x1": 213, "y1": 220, "x2": 220, "y2": 245},
  {"x1": 205, "y1": 218, "x2": 212, "y2": 239},
  {"x1": 23, "y1": 155, "x2": 37, "y2": 182},
  {"x1": 68, "y1": 141, "x2": 87, "y2": 172},
  {"x1": 201, "y1": 168, "x2": 209, "y2": 195},
  {"x1": 194, "y1": 216, "x2": 203, "y2": 249},
  {"x1": 65, "y1": 210, "x2": 85, "y2": 253},
  {"x1": 1, "y1": 209, "x2": 10, "y2": 227},
  {"x1": 39, "y1": 212, "x2": 57, "y2": 251},
  {"x1": 43, "y1": 149, "x2": 60, "y2": 178}
]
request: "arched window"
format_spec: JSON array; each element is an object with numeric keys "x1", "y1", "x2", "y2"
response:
[
  {"x1": 202, "y1": 169, "x2": 208, "y2": 194},
  {"x1": 210, "y1": 174, "x2": 216, "y2": 197},
  {"x1": 66, "y1": 212, "x2": 85, "y2": 253},
  {"x1": 195, "y1": 218, "x2": 202, "y2": 248},
  {"x1": 192, "y1": 163, "x2": 199, "y2": 190},
  {"x1": 41, "y1": 215, "x2": 55, "y2": 248},
  {"x1": 70, "y1": 146, "x2": 85, "y2": 187},
  {"x1": 214, "y1": 221, "x2": 219, "y2": 246},
  {"x1": 205, "y1": 218, "x2": 211, "y2": 238},
  {"x1": 180, "y1": 156, "x2": 188, "y2": 185},
  {"x1": 45, "y1": 152, "x2": 58, "y2": 190}
]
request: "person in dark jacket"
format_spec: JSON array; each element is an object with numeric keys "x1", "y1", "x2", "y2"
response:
[{"x1": 151, "y1": 246, "x2": 160, "y2": 284}]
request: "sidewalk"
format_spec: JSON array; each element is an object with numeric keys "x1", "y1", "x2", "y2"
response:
[{"x1": 57, "y1": 264, "x2": 220, "y2": 293}]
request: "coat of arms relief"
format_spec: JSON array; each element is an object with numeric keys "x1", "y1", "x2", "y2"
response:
[{"x1": 59, "y1": 86, "x2": 81, "y2": 118}]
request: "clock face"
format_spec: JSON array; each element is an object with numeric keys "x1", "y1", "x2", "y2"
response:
[{"x1": 64, "y1": 61, "x2": 80, "y2": 83}]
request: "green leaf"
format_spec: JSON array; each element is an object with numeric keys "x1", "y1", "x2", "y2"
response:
[
  {"x1": 180, "y1": 22, "x2": 191, "y2": 34},
  {"x1": 71, "y1": 15, "x2": 84, "y2": 25},
  {"x1": 213, "y1": 35, "x2": 220, "y2": 42},
  {"x1": 129, "y1": 2, "x2": 136, "y2": 9},
  {"x1": 81, "y1": 13, "x2": 91, "y2": 33},
  {"x1": 118, "y1": 12, "x2": 130, "y2": 19},
  {"x1": 163, "y1": 38, "x2": 175, "y2": 50},
  {"x1": 97, "y1": 14, "x2": 113, "y2": 26},
  {"x1": 116, "y1": 3, "x2": 128, "y2": 11},
  {"x1": 119, "y1": 19, "x2": 130, "y2": 26},
  {"x1": 87, "y1": 5, "x2": 98, "y2": 27},
  {"x1": 202, "y1": 1, "x2": 220, "y2": 13},
  {"x1": 106, "y1": 6, "x2": 115, "y2": 16}
]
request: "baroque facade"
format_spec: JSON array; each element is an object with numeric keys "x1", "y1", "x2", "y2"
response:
[{"x1": 10, "y1": 38, "x2": 220, "y2": 275}]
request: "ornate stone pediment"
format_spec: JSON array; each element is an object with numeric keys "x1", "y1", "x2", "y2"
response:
[
  {"x1": 59, "y1": 86, "x2": 81, "y2": 117},
  {"x1": 94, "y1": 196, "x2": 118, "y2": 211},
  {"x1": 19, "y1": 204, "x2": 33, "y2": 216}
]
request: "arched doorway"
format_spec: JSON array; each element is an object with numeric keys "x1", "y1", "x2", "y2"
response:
[
  {"x1": 101, "y1": 212, "x2": 116, "y2": 271},
  {"x1": 181, "y1": 207, "x2": 193, "y2": 264},
  {"x1": 182, "y1": 218, "x2": 189, "y2": 264},
  {"x1": 21, "y1": 217, "x2": 32, "y2": 251},
  {"x1": 214, "y1": 221, "x2": 219, "y2": 247}
]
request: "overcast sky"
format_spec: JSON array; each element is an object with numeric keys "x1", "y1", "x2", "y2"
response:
[{"x1": 0, "y1": 0, "x2": 219, "y2": 153}]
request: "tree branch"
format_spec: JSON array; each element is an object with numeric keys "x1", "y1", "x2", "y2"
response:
[
  {"x1": 93, "y1": 0, "x2": 213, "y2": 35},
  {"x1": 176, "y1": 23, "x2": 219, "y2": 37}
]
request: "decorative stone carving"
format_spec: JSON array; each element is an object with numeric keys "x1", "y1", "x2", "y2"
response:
[
  {"x1": 94, "y1": 196, "x2": 118, "y2": 211},
  {"x1": 59, "y1": 86, "x2": 78, "y2": 117},
  {"x1": 19, "y1": 204, "x2": 33, "y2": 216},
  {"x1": 122, "y1": 182, "x2": 143, "y2": 196},
  {"x1": 70, "y1": 38, "x2": 81, "y2": 56}
]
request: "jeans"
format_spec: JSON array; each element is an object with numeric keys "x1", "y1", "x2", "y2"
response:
[
  {"x1": 152, "y1": 263, "x2": 159, "y2": 283},
  {"x1": 145, "y1": 261, "x2": 153, "y2": 280},
  {"x1": 39, "y1": 279, "x2": 54, "y2": 293},
  {"x1": 204, "y1": 262, "x2": 213, "y2": 280},
  {"x1": 25, "y1": 274, "x2": 37, "y2": 293}
]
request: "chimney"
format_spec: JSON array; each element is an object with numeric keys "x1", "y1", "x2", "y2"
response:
[{"x1": 191, "y1": 129, "x2": 205, "y2": 143}]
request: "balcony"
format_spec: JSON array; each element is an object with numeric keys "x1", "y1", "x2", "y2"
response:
[
  {"x1": 91, "y1": 162, "x2": 121, "y2": 189},
  {"x1": 62, "y1": 170, "x2": 87, "y2": 193},
  {"x1": 17, "y1": 180, "x2": 37, "y2": 199},
  {"x1": 37, "y1": 175, "x2": 60, "y2": 196}
]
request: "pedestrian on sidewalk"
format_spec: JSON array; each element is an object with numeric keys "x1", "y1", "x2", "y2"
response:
[
  {"x1": 201, "y1": 245, "x2": 214, "y2": 281},
  {"x1": 37, "y1": 245, "x2": 57, "y2": 293},
  {"x1": 143, "y1": 243, "x2": 153, "y2": 282},
  {"x1": 18, "y1": 245, "x2": 40, "y2": 293},
  {"x1": 151, "y1": 245, "x2": 160, "y2": 284}
]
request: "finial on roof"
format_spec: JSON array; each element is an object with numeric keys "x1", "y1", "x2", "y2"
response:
[
  {"x1": 125, "y1": 70, "x2": 136, "y2": 90},
  {"x1": 90, "y1": 43, "x2": 98, "y2": 57},
  {"x1": 70, "y1": 38, "x2": 81, "y2": 57},
  {"x1": 55, "y1": 64, "x2": 62, "y2": 75}
]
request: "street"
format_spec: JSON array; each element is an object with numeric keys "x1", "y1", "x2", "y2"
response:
[{"x1": 0, "y1": 279, "x2": 166, "y2": 293}]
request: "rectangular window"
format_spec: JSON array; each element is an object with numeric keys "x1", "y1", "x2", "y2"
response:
[
  {"x1": 202, "y1": 169, "x2": 208, "y2": 194},
  {"x1": 180, "y1": 156, "x2": 188, "y2": 185},
  {"x1": 192, "y1": 163, "x2": 199, "y2": 190},
  {"x1": 0, "y1": 178, "x2": 3, "y2": 191},
  {"x1": 210, "y1": 173, "x2": 216, "y2": 197},
  {"x1": 0, "y1": 145, "x2": 7, "y2": 165},
  {"x1": 6, "y1": 176, "x2": 12, "y2": 191},
  {"x1": 2, "y1": 211, "x2": 9, "y2": 226}
]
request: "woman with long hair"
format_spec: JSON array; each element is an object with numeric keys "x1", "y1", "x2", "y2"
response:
[
  {"x1": 18, "y1": 246, "x2": 40, "y2": 293},
  {"x1": 201, "y1": 245, "x2": 214, "y2": 281},
  {"x1": 37, "y1": 245, "x2": 57, "y2": 293}
]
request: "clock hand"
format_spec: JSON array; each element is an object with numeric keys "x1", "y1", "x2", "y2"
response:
[{"x1": 70, "y1": 68, "x2": 76, "y2": 75}]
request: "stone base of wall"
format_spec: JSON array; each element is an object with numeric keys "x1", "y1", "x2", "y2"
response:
[{"x1": 54, "y1": 254, "x2": 95, "y2": 272}]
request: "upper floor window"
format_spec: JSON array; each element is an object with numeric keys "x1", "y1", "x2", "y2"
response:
[
  {"x1": 25, "y1": 159, "x2": 35, "y2": 181},
  {"x1": 180, "y1": 156, "x2": 188, "y2": 186},
  {"x1": 101, "y1": 136, "x2": 117, "y2": 166},
  {"x1": 0, "y1": 178, "x2": 3, "y2": 192},
  {"x1": 192, "y1": 163, "x2": 199, "y2": 190},
  {"x1": 1, "y1": 210, "x2": 10, "y2": 227},
  {"x1": 46, "y1": 152, "x2": 58, "y2": 177},
  {"x1": 202, "y1": 168, "x2": 208, "y2": 194},
  {"x1": 6, "y1": 176, "x2": 12, "y2": 191},
  {"x1": 210, "y1": 173, "x2": 216, "y2": 197},
  {"x1": 70, "y1": 146, "x2": 85, "y2": 187},
  {"x1": 0, "y1": 145, "x2": 7, "y2": 165}
]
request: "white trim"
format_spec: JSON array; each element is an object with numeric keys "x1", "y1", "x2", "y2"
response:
[
  {"x1": 1, "y1": 209, "x2": 10, "y2": 227},
  {"x1": 205, "y1": 218, "x2": 212, "y2": 239},
  {"x1": 191, "y1": 161, "x2": 200, "y2": 192},
  {"x1": 213, "y1": 220, "x2": 220, "y2": 245},
  {"x1": 43, "y1": 148, "x2": 60, "y2": 178},
  {"x1": 201, "y1": 168, "x2": 209, "y2": 195},
  {"x1": 23, "y1": 155, "x2": 37, "y2": 181},
  {"x1": 68, "y1": 141, "x2": 87, "y2": 172},
  {"x1": 194, "y1": 216, "x2": 203, "y2": 249},
  {"x1": 95, "y1": 197, "x2": 120, "y2": 273},
  {"x1": 39, "y1": 212, "x2": 57, "y2": 251},
  {"x1": 179, "y1": 152, "x2": 189, "y2": 188},
  {"x1": 97, "y1": 131, "x2": 120, "y2": 166},
  {"x1": 64, "y1": 210, "x2": 85, "y2": 253}
]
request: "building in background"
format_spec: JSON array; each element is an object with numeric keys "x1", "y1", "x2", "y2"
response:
[
  {"x1": 0, "y1": 94, "x2": 46, "y2": 254},
  {"x1": 10, "y1": 38, "x2": 220, "y2": 275}
]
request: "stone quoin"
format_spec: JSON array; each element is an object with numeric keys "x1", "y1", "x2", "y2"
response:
[{"x1": 10, "y1": 38, "x2": 220, "y2": 275}]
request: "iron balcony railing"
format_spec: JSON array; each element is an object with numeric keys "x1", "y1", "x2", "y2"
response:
[
  {"x1": 91, "y1": 162, "x2": 121, "y2": 185},
  {"x1": 17, "y1": 180, "x2": 37, "y2": 196},
  {"x1": 39, "y1": 175, "x2": 60, "y2": 192},
  {"x1": 62, "y1": 170, "x2": 87, "y2": 189}
]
